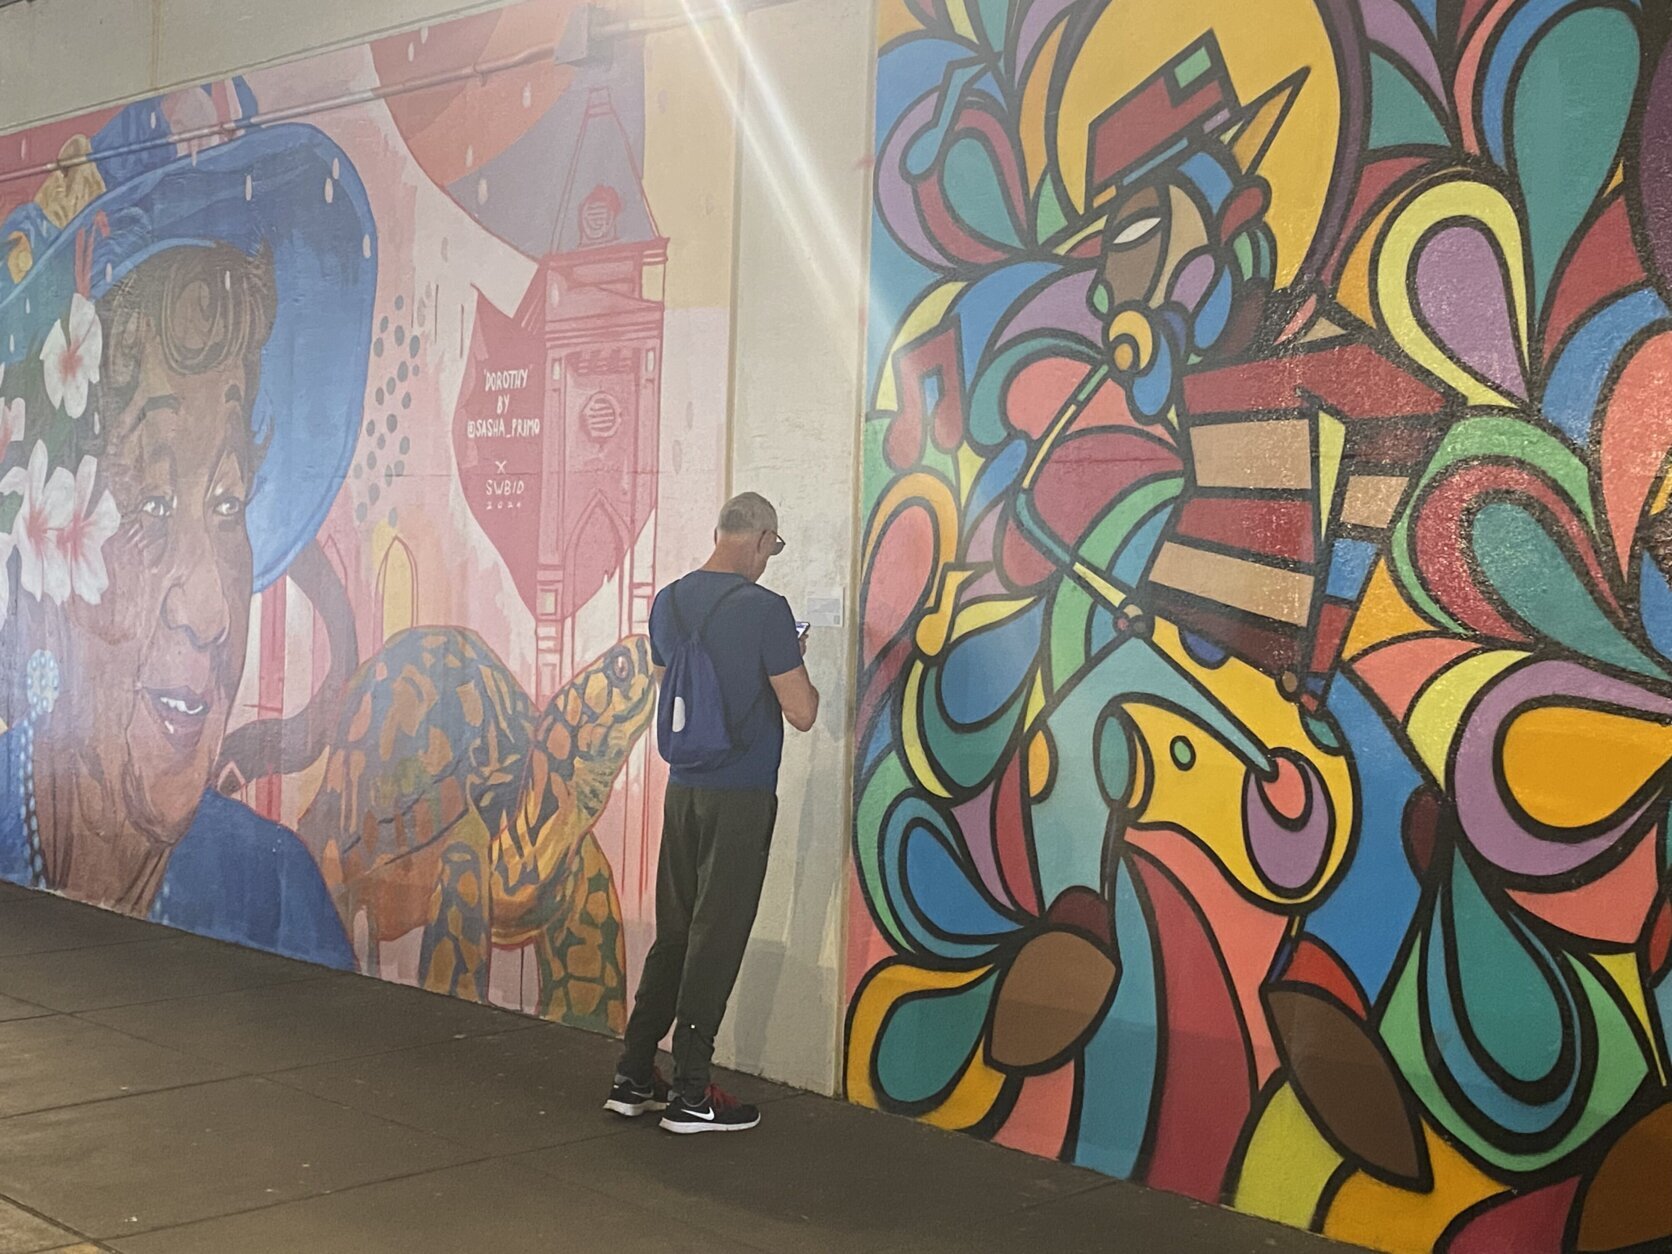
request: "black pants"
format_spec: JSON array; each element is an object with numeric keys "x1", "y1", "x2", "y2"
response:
[{"x1": 618, "y1": 783, "x2": 777, "y2": 1098}]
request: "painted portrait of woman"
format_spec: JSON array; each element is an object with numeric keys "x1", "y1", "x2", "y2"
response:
[{"x1": 0, "y1": 91, "x2": 378, "y2": 967}]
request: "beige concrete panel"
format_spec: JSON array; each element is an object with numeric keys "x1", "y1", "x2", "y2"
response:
[
  {"x1": 151, "y1": 0, "x2": 506, "y2": 97},
  {"x1": 0, "y1": 0, "x2": 518, "y2": 132},
  {"x1": 716, "y1": 0, "x2": 872, "y2": 1096},
  {"x1": 642, "y1": 9, "x2": 740, "y2": 313},
  {"x1": 0, "y1": 0, "x2": 155, "y2": 132}
]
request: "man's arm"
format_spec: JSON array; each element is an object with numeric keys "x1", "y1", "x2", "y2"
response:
[
  {"x1": 770, "y1": 665, "x2": 820, "y2": 732},
  {"x1": 763, "y1": 599, "x2": 819, "y2": 732}
]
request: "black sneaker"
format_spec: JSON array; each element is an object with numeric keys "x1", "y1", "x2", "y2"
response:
[
  {"x1": 659, "y1": 1085, "x2": 760, "y2": 1134},
  {"x1": 604, "y1": 1068, "x2": 670, "y2": 1118}
]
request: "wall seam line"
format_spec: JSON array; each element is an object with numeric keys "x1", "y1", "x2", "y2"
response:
[
  {"x1": 720, "y1": 9, "x2": 749, "y2": 504},
  {"x1": 829, "y1": 0, "x2": 882, "y2": 1103}
]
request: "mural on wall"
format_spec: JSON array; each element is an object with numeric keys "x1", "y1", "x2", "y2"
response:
[
  {"x1": 0, "y1": 0, "x2": 720, "y2": 1037},
  {"x1": 851, "y1": 0, "x2": 1672, "y2": 1249}
]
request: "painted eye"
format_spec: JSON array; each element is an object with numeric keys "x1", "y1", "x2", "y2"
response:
[
  {"x1": 1110, "y1": 213, "x2": 1163, "y2": 247},
  {"x1": 611, "y1": 652, "x2": 631, "y2": 681},
  {"x1": 140, "y1": 495, "x2": 174, "y2": 519},
  {"x1": 212, "y1": 494, "x2": 245, "y2": 519}
]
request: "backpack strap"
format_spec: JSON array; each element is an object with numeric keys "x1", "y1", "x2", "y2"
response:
[{"x1": 665, "y1": 575, "x2": 750, "y2": 646}]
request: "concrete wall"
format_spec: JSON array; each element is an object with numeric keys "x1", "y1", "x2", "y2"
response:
[
  {"x1": 0, "y1": 0, "x2": 869, "y2": 1096},
  {"x1": 1, "y1": 0, "x2": 515, "y2": 126},
  {"x1": 716, "y1": 0, "x2": 871, "y2": 1092}
]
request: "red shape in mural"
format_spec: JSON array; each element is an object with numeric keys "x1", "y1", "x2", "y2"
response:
[
  {"x1": 454, "y1": 87, "x2": 666, "y2": 700},
  {"x1": 456, "y1": 290, "x2": 547, "y2": 613}
]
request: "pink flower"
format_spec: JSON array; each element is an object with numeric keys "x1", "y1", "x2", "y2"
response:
[
  {"x1": 1, "y1": 442, "x2": 73, "y2": 604},
  {"x1": 58, "y1": 456, "x2": 120, "y2": 606},
  {"x1": 40, "y1": 293, "x2": 102, "y2": 421}
]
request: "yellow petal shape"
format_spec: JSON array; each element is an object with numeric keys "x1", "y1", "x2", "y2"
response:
[{"x1": 1501, "y1": 704, "x2": 1672, "y2": 831}]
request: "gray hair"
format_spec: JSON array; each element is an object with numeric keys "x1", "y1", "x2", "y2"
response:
[{"x1": 717, "y1": 492, "x2": 778, "y2": 536}]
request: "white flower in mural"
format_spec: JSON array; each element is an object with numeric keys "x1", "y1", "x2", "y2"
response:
[
  {"x1": 0, "y1": 395, "x2": 26, "y2": 463},
  {"x1": 40, "y1": 294, "x2": 102, "y2": 420},
  {"x1": 58, "y1": 456, "x2": 120, "y2": 606},
  {"x1": 1, "y1": 441, "x2": 74, "y2": 604}
]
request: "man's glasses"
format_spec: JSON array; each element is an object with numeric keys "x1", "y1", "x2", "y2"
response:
[{"x1": 768, "y1": 532, "x2": 786, "y2": 555}]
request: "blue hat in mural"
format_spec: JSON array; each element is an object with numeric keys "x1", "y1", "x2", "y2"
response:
[{"x1": 0, "y1": 82, "x2": 378, "y2": 591}]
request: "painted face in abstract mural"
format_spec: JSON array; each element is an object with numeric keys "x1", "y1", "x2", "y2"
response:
[
  {"x1": 36, "y1": 246, "x2": 274, "y2": 849},
  {"x1": 1085, "y1": 44, "x2": 1294, "y2": 421}
]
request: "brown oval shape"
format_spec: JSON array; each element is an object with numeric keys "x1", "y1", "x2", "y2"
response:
[
  {"x1": 1265, "y1": 986, "x2": 1428, "y2": 1187},
  {"x1": 988, "y1": 928, "x2": 1119, "y2": 1073},
  {"x1": 1577, "y1": 1102, "x2": 1672, "y2": 1251}
]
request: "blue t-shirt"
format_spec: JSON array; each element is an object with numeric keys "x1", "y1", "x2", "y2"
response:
[
  {"x1": 0, "y1": 730, "x2": 356, "y2": 970},
  {"x1": 650, "y1": 571, "x2": 804, "y2": 792}
]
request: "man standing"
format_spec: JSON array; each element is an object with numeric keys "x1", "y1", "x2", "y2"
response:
[{"x1": 606, "y1": 492, "x2": 819, "y2": 1133}]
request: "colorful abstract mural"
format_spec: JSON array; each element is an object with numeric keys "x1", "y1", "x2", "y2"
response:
[
  {"x1": 850, "y1": 1, "x2": 1672, "y2": 1249},
  {"x1": 0, "y1": 0, "x2": 729, "y2": 1038}
]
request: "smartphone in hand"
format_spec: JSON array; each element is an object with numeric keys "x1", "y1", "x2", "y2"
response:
[{"x1": 794, "y1": 621, "x2": 811, "y2": 641}]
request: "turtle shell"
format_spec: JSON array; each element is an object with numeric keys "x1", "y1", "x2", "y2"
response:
[{"x1": 299, "y1": 627, "x2": 532, "y2": 936}]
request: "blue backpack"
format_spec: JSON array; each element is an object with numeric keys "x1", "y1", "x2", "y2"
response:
[{"x1": 656, "y1": 577, "x2": 752, "y2": 770}]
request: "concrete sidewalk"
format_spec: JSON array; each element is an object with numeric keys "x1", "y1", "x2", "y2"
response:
[{"x1": 0, "y1": 881, "x2": 1357, "y2": 1253}]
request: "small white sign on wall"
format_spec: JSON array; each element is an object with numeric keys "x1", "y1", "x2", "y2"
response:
[{"x1": 804, "y1": 592, "x2": 844, "y2": 629}]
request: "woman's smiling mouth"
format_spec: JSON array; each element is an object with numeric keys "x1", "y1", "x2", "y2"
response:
[{"x1": 143, "y1": 686, "x2": 211, "y2": 752}]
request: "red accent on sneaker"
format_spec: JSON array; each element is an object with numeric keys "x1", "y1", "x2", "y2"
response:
[{"x1": 707, "y1": 1084, "x2": 741, "y2": 1113}]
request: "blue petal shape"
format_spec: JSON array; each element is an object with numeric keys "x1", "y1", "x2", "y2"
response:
[
  {"x1": 941, "y1": 602, "x2": 1043, "y2": 727},
  {"x1": 876, "y1": 38, "x2": 978, "y2": 140},
  {"x1": 862, "y1": 710, "x2": 894, "y2": 774},
  {"x1": 1192, "y1": 266, "x2": 1233, "y2": 352},
  {"x1": 1481, "y1": 0, "x2": 1580, "y2": 166},
  {"x1": 1069, "y1": 861, "x2": 1155, "y2": 1178},
  {"x1": 1299, "y1": 676, "x2": 1421, "y2": 1003},
  {"x1": 1325, "y1": 537, "x2": 1379, "y2": 600},
  {"x1": 953, "y1": 263, "x2": 1062, "y2": 381},
  {"x1": 1543, "y1": 288, "x2": 1667, "y2": 445},
  {"x1": 1110, "y1": 505, "x2": 1171, "y2": 589},
  {"x1": 968, "y1": 437, "x2": 1028, "y2": 522},
  {"x1": 1131, "y1": 330, "x2": 1174, "y2": 419},
  {"x1": 1641, "y1": 559, "x2": 1672, "y2": 664},
  {"x1": 1421, "y1": 856, "x2": 1579, "y2": 1137},
  {"x1": 1179, "y1": 149, "x2": 1234, "y2": 212},
  {"x1": 880, "y1": 796, "x2": 1017, "y2": 960}
]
